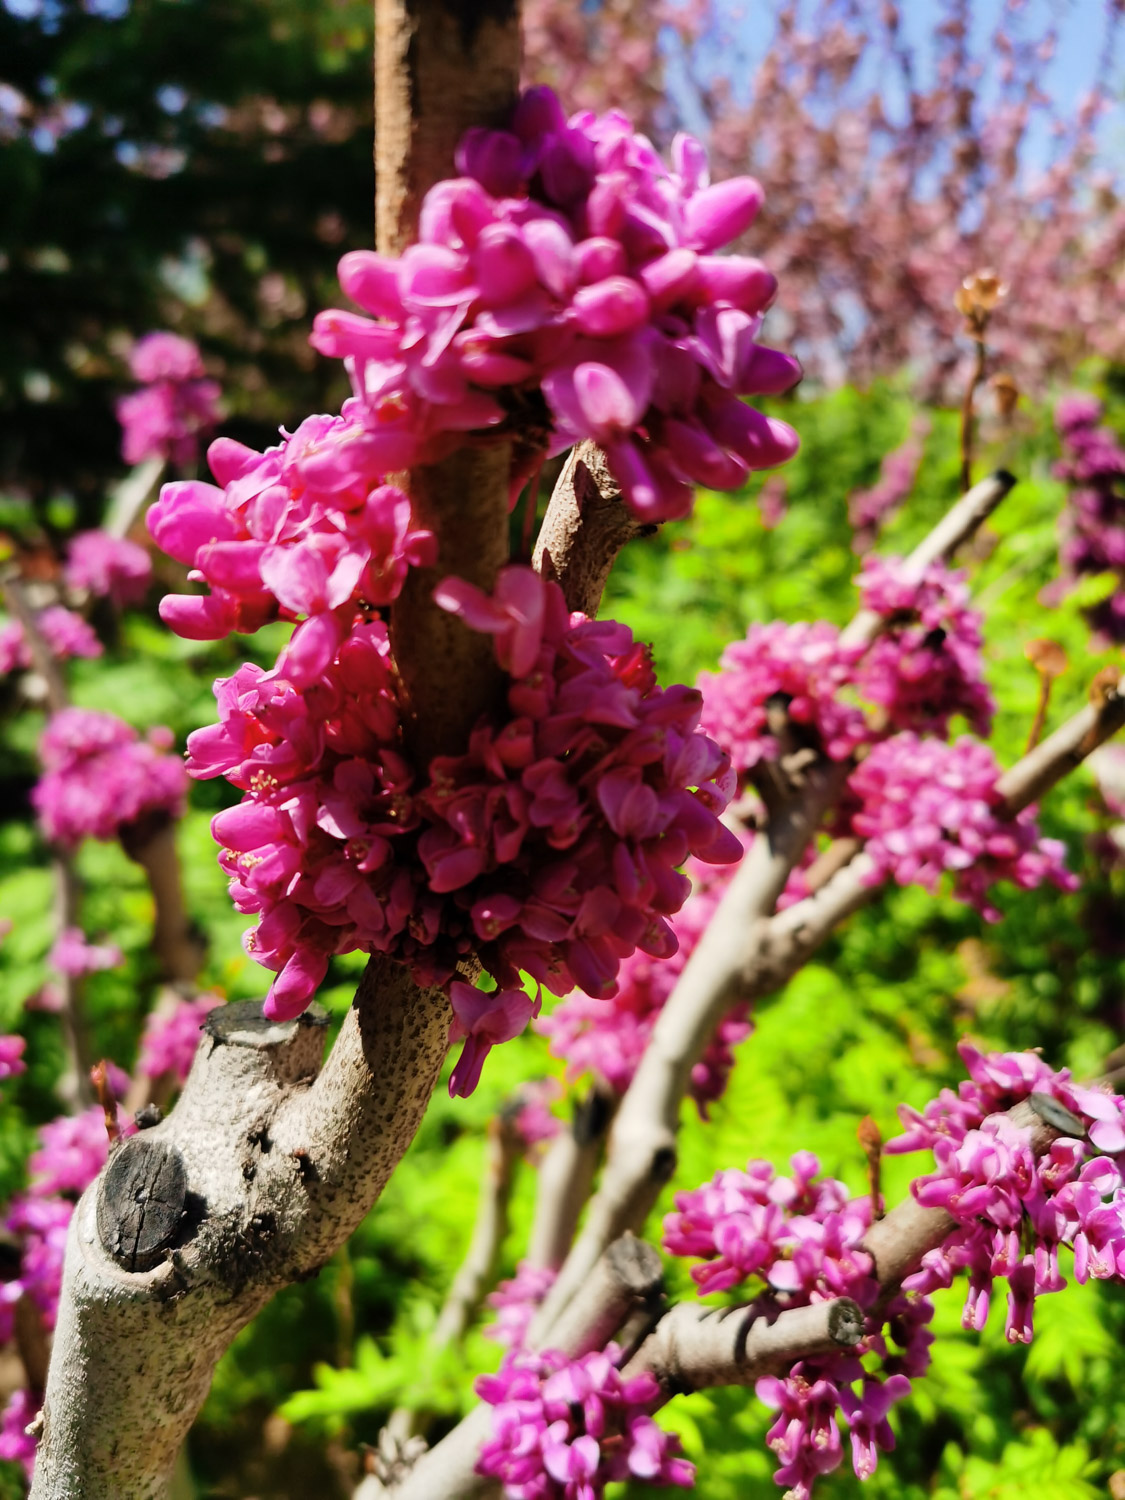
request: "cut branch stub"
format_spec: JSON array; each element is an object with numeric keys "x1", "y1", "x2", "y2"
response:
[
  {"x1": 96, "y1": 1137, "x2": 188, "y2": 1274},
  {"x1": 202, "y1": 999, "x2": 328, "y2": 1086}
]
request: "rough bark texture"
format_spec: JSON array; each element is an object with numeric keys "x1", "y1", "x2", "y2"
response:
[{"x1": 374, "y1": 0, "x2": 519, "y2": 258}]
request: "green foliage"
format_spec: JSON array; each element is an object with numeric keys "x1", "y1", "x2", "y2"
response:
[{"x1": 2, "y1": 377, "x2": 1125, "y2": 1498}]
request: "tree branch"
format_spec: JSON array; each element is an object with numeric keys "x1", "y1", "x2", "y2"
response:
[
  {"x1": 387, "y1": 1092, "x2": 1081, "y2": 1499},
  {"x1": 532, "y1": 443, "x2": 654, "y2": 617},
  {"x1": 525, "y1": 1084, "x2": 616, "y2": 1271},
  {"x1": 34, "y1": 965, "x2": 450, "y2": 1499},
  {"x1": 117, "y1": 817, "x2": 205, "y2": 984},
  {"x1": 530, "y1": 478, "x2": 1112, "y2": 1346},
  {"x1": 619, "y1": 1295, "x2": 865, "y2": 1394},
  {"x1": 379, "y1": 0, "x2": 522, "y2": 765},
  {"x1": 391, "y1": 1236, "x2": 666, "y2": 1500}
]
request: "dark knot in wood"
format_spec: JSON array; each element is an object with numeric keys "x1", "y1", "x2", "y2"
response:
[{"x1": 97, "y1": 1137, "x2": 188, "y2": 1273}]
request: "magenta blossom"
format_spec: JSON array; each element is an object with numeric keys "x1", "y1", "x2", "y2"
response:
[
  {"x1": 0, "y1": 1389, "x2": 39, "y2": 1479},
  {"x1": 117, "y1": 332, "x2": 220, "y2": 467},
  {"x1": 49, "y1": 927, "x2": 124, "y2": 978},
  {"x1": 0, "y1": 1035, "x2": 26, "y2": 1081},
  {"x1": 485, "y1": 1260, "x2": 558, "y2": 1350},
  {"x1": 448, "y1": 981, "x2": 540, "y2": 1098},
  {"x1": 148, "y1": 415, "x2": 434, "y2": 679},
  {"x1": 138, "y1": 994, "x2": 224, "y2": 1083},
  {"x1": 476, "y1": 1343, "x2": 693, "y2": 1497},
  {"x1": 848, "y1": 734, "x2": 1075, "y2": 919},
  {"x1": 63, "y1": 531, "x2": 152, "y2": 607},
  {"x1": 193, "y1": 570, "x2": 738, "y2": 1056},
  {"x1": 0, "y1": 606, "x2": 102, "y2": 677},
  {"x1": 311, "y1": 86, "x2": 799, "y2": 523},
  {"x1": 32, "y1": 708, "x2": 187, "y2": 849}
]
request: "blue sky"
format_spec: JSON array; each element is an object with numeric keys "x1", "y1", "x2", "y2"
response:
[{"x1": 665, "y1": 0, "x2": 1123, "y2": 177}]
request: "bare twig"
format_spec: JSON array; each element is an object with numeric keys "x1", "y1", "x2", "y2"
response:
[
  {"x1": 104, "y1": 457, "x2": 165, "y2": 541},
  {"x1": 532, "y1": 442, "x2": 654, "y2": 617},
  {"x1": 432, "y1": 1114, "x2": 522, "y2": 1349},
  {"x1": 52, "y1": 856, "x2": 94, "y2": 1111},
  {"x1": 959, "y1": 338, "x2": 988, "y2": 492},
  {"x1": 619, "y1": 1295, "x2": 865, "y2": 1394}
]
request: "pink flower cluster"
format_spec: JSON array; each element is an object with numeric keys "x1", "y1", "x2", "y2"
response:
[
  {"x1": 486, "y1": 1260, "x2": 558, "y2": 1350},
  {"x1": 137, "y1": 993, "x2": 224, "y2": 1083},
  {"x1": 541, "y1": 839, "x2": 752, "y2": 1114},
  {"x1": 63, "y1": 530, "x2": 152, "y2": 608},
  {"x1": 148, "y1": 415, "x2": 434, "y2": 669},
  {"x1": 0, "y1": 605, "x2": 102, "y2": 677},
  {"x1": 116, "y1": 331, "x2": 220, "y2": 467},
  {"x1": 664, "y1": 1151, "x2": 870, "y2": 1298},
  {"x1": 664, "y1": 1153, "x2": 929, "y2": 1500},
  {"x1": 313, "y1": 85, "x2": 799, "y2": 523},
  {"x1": 1, "y1": 1099, "x2": 132, "y2": 1344},
  {"x1": 0, "y1": 1096, "x2": 132, "y2": 1479},
  {"x1": 48, "y1": 927, "x2": 123, "y2": 978},
  {"x1": 698, "y1": 622, "x2": 868, "y2": 773},
  {"x1": 698, "y1": 557, "x2": 994, "y2": 787},
  {"x1": 1052, "y1": 394, "x2": 1125, "y2": 644},
  {"x1": 189, "y1": 570, "x2": 739, "y2": 1085},
  {"x1": 856, "y1": 558, "x2": 994, "y2": 739},
  {"x1": 849, "y1": 734, "x2": 1076, "y2": 921},
  {"x1": 475, "y1": 1343, "x2": 694, "y2": 1497},
  {"x1": 890, "y1": 1041, "x2": 1125, "y2": 1343},
  {"x1": 32, "y1": 708, "x2": 187, "y2": 849},
  {"x1": 0, "y1": 1035, "x2": 26, "y2": 1081},
  {"x1": 847, "y1": 424, "x2": 927, "y2": 555}
]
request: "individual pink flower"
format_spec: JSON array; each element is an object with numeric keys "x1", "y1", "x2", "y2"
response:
[
  {"x1": 0, "y1": 1388, "x2": 39, "y2": 1478},
  {"x1": 0, "y1": 606, "x2": 102, "y2": 677},
  {"x1": 485, "y1": 1260, "x2": 558, "y2": 1350},
  {"x1": 448, "y1": 982, "x2": 540, "y2": 1098}
]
